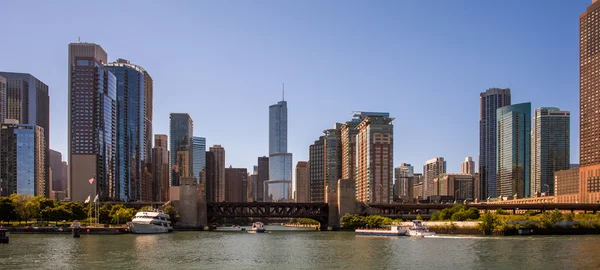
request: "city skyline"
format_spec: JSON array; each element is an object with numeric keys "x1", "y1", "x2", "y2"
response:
[{"x1": 0, "y1": 1, "x2": 586, "y2": 179}]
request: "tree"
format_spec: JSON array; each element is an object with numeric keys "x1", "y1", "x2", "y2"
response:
[
  {"x1": 139, "y1": 206, "x2": 153, "y2": 212},
  {"x1": 416, "y1": 213, "x2": 423, "y2": 221},
  {"x1": 99, "y1": 203, "x2": 113, "y2": 224},
  {"x1": 479, "y1": 211, "x2": 499, "y2": 235},
  {"x1": 63, "y1": 202, "x2": 86, "y2": 220},
  {"x1": 112, "y1": 207, "x2": 135, "y2": 224},
  {"x1": 164, "y1": 205, "x2": 179, "y2": 225},
  {"x1": 10, "y1": 194, "x2": 29, "y2": 224},
  {"x1": 0, "y1": 197, "x2": 16, "y2": 223}
]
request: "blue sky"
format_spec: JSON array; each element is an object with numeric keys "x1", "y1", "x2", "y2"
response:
[{"x1": 0, "y1": 0, "x2": 587, "y2": 176}]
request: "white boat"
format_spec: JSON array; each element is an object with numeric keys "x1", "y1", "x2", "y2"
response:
[
  {"x1": 250, "y1": 222, "x2": 266, "y2": 233},
  {"x1": 406, "y1": 220, "x2": 435, "y2": 237},
  {"x1": 128, "y1": 209, "x2": 172, "y2": 234},
  {"x1": 355, "y1": 225, "x2": 407, "y2": 236}
]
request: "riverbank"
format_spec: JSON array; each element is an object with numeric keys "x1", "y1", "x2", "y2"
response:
[
  {"x1": 2, "y1": 225, "x2": 128, "y2": 235},
  {"x1": 284, "y1": 223, "x2": 319, "y2": 229}
]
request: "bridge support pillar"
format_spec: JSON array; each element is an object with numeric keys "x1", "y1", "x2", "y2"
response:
[
  {"x1": 325, "y1": 185, "x2": 338, "y2": 230},
  {"x1": 171, "y1": 177, "x2": 207, "y2": 230}
]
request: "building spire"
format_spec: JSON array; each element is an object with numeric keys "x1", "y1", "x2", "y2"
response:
[{"x1": 282, "y1": 82, "x2": 285, "y2": 101}]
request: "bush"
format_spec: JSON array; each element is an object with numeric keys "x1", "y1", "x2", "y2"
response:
[{"x1": 479, "y1": 211, "x2": 499, "y2": 235}]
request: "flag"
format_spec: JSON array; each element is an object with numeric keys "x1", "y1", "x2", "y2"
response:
[
  {"x1": 84, "y1": 195, "x2": 91, "y2": 203},
  {"x1": 93, "y1": 194, "x2": 99, "y2": 203},
  {"x1": 88, "y1": 177, "x2": 95, "y2": 184}
]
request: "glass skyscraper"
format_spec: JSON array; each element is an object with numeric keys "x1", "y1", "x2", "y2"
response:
[
  {"x1": 479, "y1": 88, "x2": 511, "y2": 199},
  {"x1": 0, "y1": 121, "x2": 44, "y2": 196},
  {"x1": 265, "y1": 99, "x2": 292, "y2": 201},
  {"x1": 497, "y1": 102, "x2": 531, "y2": 198},
  {"x1": 170, "y1": 113, "x2": 193, "y2": 186},
  {"x1": 193, "y1": 137, "x2": 206, "y2": 181},
  {"x1": 106, "y1": 59, "x2": 152, "y2": 201},
  {"x1": 531, "y1": 107, "x2": 570, "y2": 196}
]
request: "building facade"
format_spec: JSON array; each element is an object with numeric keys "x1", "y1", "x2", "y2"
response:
[
  {"x1": 324, "y1": 124, "x2": 342, "y2": 191},
  {"x1": 209, "y1": 145, "x2": 225, "y2": 201},
  {"x1": 0, "y1": 122, "x2": 45, "y2": 196},
  {"x1": 295, "y1": 161, "x2": 310, "y2": 202},
  {"x1": 497, "y1": 102, "x2": 531, "y2": 198},
  {"x1": 423, "y1": 157, "x2": 446, "y2": 198},
  {"x1": 340, "y1": 119, "x2": 360, "y2": 180},
  {"x1": 355, "y1": 112, "x2": 394, "y2": 203},
  {"x1": 170, "y1": 113, "x2": 193, "y2": 186},
  {"x1": 0, "y1": 76, "x2": 6, "y2": 123},
  {"x1": 434, "y1": 174, "x2": 476, "y2": 201},
  {"x1": 309, "y1": 136, "x2": 325, "y2": 202},
  {"x1": 0, "y1": 72, "x2": 50, "y2": 197},
  {"x1": 531, "y1": 107, "x2": 570, "y2": 196},
  {"x1": 49, "y1": 149, "x2": 67, "y2": 192},
  {"x1": 554, "y1": 167, "x2": 580, "y2": 197},
  {"x1": 461, "y1": 157, "x2": 476, "y2": 175},
  {"x1": 152, "y1": 134, "x2": 170, "y2": 202},
  {"x1": 480, "y1": 88, "x2": 511, "y2": 199},
  {"x1": 193, "y1": 137, "x2": 206, "y2": 181},
  {"x1": 265, "y1": 99, "x2": 293, "y2": 202},
  {"x1": 68, "y1": 43, "x2": 116, "y2": 201},
  {"x1": 256, "y1": 156, "x2": 269, "y2": 202},
  {"x1": 224, "y1": 167, "x2": 248, "y2": 202},
  {"x1": 394, "y1": 163, "x2": 414, "y2": 202}
]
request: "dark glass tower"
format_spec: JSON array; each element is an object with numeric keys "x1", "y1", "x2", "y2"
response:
[
  {"x1": 265, "y1": 98, "x2": 292, "y2": 201},
  {"x1": 170, "y1": 113, "x2": 193, "y2": 186},
  {"x1": 497, "y1": 103, "x2": 531, "y2": 198}
]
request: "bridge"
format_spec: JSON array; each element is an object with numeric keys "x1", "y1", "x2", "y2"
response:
[{"x1": 206, "y1": 202, "x2": 329, "y2": 226}]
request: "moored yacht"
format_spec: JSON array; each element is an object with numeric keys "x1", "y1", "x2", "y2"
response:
[
  {"x1": 406, "y1": 220, "x2": 435, "y2": 237},
  {"x1": 355, "y1": 225, "x2": 407, "y2": 236},
  {"x1": 128, "y1": 209, "x2": 172, "y2": 234}
]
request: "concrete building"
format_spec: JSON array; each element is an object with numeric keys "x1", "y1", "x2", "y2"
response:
[
  {"x1": 461, "y1": 157, "x2": 476, "y2": 175},
  {"x1": 497, "y1": 102, "x2": 531, "y2": 198},
  {"x1": 434, "y1": 174, "x2": 476, "y2": 201},
  {"x1": 295, "y1": 161, "x2": 310, "y2": 202},
  {"x1": 192, "y1": 137, "x2": 206, "y2": 181},
  {"x1": 205, "y1": 151, "x2": 216, "y2": 202},
  {"x1": 256, "y1": 156, "x2": 269, "y2": 202},
  {"x1": 423, "y1": 157, "x2": 446, "y2": 198},
  {"x1": 0, "y1": 72, "x2": 50, "y2": 197},
  {"x1": 0, "y1": 76, "x2": 6, "y2": 123},
  {"x1": 49, "y1": 149, "x2": 67, "y2": 192},
  {"x1": 0, "y1": 121, "x2": 45, "y2": 196},
  {"x1": 340, "y1": 119, "x2": 360, "y2": 180},
  {"x1": 67, "y1": 43, "x2": 116, "y2": 201},
  {"x1": 413, "y1": 182, "x2": 424, "y2": 200},
  {"x1": 209, "y1": 145, "x2": 225, "y2": 201},
  {"x1": 105, "y1": 59, "x2": 153, "y2": 201},
  {"x1": 170, "y1": 113, "x2": 193, "y2": 186},
  {"x1": 266, "y1": 97, "x2": 293, "y2": 202},
  {"x1": 224, "y1": 167, "x2": 248, "y2": 202},
  {"x1": 324, "y1": 124, "x2": 342, "y2": 191},
  {"x1": 394, "y1": 163, "x2": 414, "y2": 202},
  {"x1": 309, "y1": 136, "x2": 325, "y2": 202},
  {"x1": 355, "y1": 112, "x2": 394, "y2": 203},
  {"x1": 248, "y1": 170, "x2": 256, "y2": 202},
  {"x1": 480, "y1": 88, "x2": 511, "y2": 200},
  {"x1": 152, "y1": 134, "x2": 170, "y2": 202},
  {"x1": 554, "y1": 167, "x2": 580, "y2": 196},
  {"x1": 531, "y1": 107, "x2": 570, "y2": 196}
]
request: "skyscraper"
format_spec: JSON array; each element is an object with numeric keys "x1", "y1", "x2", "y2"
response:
[
  {"x1": 152, "y1": 134, "x2": 170, "y2": 202},
  {"x1": 193, "y1": 137, "x2": 206, "y2": 181},
  {"x1": 423, "y1": 157, "x2": 446, "y2": 198},
  {"x1": 0, "y1": 121, "x2": 45, "y2": 196},
  {"x1": 309, "y1": 136, "x2": 325, "y2": 202},
  {"x1": 0, "y1": 72, "x2": 50, "y2": 197},
  {"x1": 205, "y1": 151, "x2": 216, "y2": 202},
  {"x1": 340, "y1": 119, "x2": 360, "y2": 180},
  {"x1": 49, "y1": 149, "x2": 67, "y2": 192},
  {"x1": 394, "y1": 163, "x2": 414, "y2": 202},
  {"x1": 324, "y1": 124, "x2": 342, "y2": 191},
  {"x1": 170, "y1": 113, "x2": 193, "y2": 186},
  {"x1": 295, "y1": 161, "x2": 309, "y2": 202},
  {"x1": 355, "y1": 112, "x2": 394, "y2": 203},
  {"x1": 531, "y1": 107, "x2": 570, "y2": 196},
  {"x1": 68, "y1": 42, "x2": 116, "y2": 201},
  {"x1": 256, "y1": 156, "x2": 269, "y2": 202},
  {"x1": 209, "y1": 145, "x2": 225, "y2": 201},
  {"x1": 265, "y1": 98, "x2": 292, "y2": 202},
  {"x1": 224, "y1": 167, "x2": 247, "y2": 202},
  {"x1": 0, "y1": 75, "x2": 6, "y2": 123},
  {"x1": 479, "y1": 88, "x2": 511, "y2": 199},
  {"x1": 105, "y1": 58, "x2": 153, "y2": 201},
  {"x1": 461, "y1": 157, "x2": 476, "y2": 175},
  {"x1": 580, "y1": 1, "x2": 600, "y2": 203},
  {"x1": 497, "y1": 102, "x2": 531, "y2": 198}
]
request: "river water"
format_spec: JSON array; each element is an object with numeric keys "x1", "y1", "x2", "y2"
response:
[{"x1": 2, "y1": 226, "x2": 600, "y2": 269}]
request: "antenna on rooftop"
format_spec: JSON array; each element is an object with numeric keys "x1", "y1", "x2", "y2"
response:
[
  {"x1": 282, "y1": 83, "x2": 285, "y2": 101},
  {"x1": 78, "y1": 36, "x2": 80, "y2": 42}
]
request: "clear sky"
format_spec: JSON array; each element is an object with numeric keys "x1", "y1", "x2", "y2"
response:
[{"x1": 0, "y1": 0, "x2": 587, "y2": 178}]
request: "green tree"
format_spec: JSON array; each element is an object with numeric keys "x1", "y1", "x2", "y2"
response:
[
  {"x1": 112, "y1": 207, "x2": 135, "y2": 224},
  {"x1": 416, "y1": 213, "x2": 423, "y2": 220},
  {"x1": 164, "y1": 205, "x2": 179, "y2": 225},
  {"x1": 0, "y1": 197, "x2": 16, "y2": 223},
  {"x1": 99, "y1": 203, "x2": 113, "y2": 224},
  {"x1": 63, "y1": 202, "x2": 87, "y2": 220},
  {"x1": 430, "y1": 211, "x2": 441, "y2": 221},
  {"x1": 341, "y1": 214, "x2": 366, "y2": 229},
  {"x1": 479, "y1": 211, "x2": 499, "y2": 235},
  {"x1": 139, "y1": 206, "x2": 154, "y2": 212},
  {"x1": 10, "y1": 194, "x2": 29, "y2": 224}
]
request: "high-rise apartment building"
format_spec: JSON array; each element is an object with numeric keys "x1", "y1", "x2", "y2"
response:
[
  {"x1": 324, "y1": 124, "x2": 342, "y2": 191},
  {"x1": 0, "y1": 121, "x2": 45, "y2": 196},
  {"x1": 68, "y1": 43, "x2": 116, "y2": 201},
  {"x1": 309, "y1": 136, "x2": 325, "y2": 202},
  {"x1": 205, "y1": 151, "x2": 216, "y2": 202},
  {"x1": 170, "y1": 113, "x2": 193, "y2": 186},
  {"x1": 249, "y1": 169, "x2": 258, "y2": 202},
  {"x1": 580, "y1": 1, "x2": 600, "y2": 203},
  {"x1": 257, "y1": 156, "x2": 269, "y2": 202},
  {"x1": 461, "y1": 157, "x2": 476, "y2": 175},
  {"x1": 355, "y1": 112, "x2": 394, "y2": 203},
  {"x1": 0, "y1": 76, "x2": 6, "y2": 123},
  {"x1": 480, "y1": 88, "x2": 511, "y2": 199},
  {"x1": 394, "y1": 163, "x2": 414, "y2": 202},
  {"x1": 105, "y1": 58, "x2": 153, "y2": 201},
  {"x1": 434, "y1": 174, "x2": 476, "y2": 201},
  {"x1": 266, "y1": 98, "x2": 292, "y2": 202},
  {"x1": 423, "y1": 157, "x2": 446, "y2": 198},
  {"x1": 295, "y1": 161, "x2": 310, "y2": 202},
  {"x1": 0, "y1": 72, "x2": 50, "y2": 197},
  {"x1": 152, "y1": 134, "x2": 170, "y2": 202},
  {"x1": 209, "y1": 145, "x2": 225, "y2": 201},
  {"x1": 49, "y1": 149, "x2": 67, "y2": 192},
  {"x1": 497, "y1": 102, "x2": 531, "y2": 198},
  {"x1": 531, "y1": 107, "x2": 570, "y2": 196},
  {"x1": 340, "y1": 119, "x2": 360, "y2": 180},
  {"x1": 193, "y1": 137, "x2": 206, "y2": 181},
  {"x1": 224, "y1": 167, "x2": 247, "y2": 202}
]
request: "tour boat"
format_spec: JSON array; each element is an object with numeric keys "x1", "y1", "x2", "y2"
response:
[
  {"x1": 355, "y1": 225, "x2": 407, "y2": 236},
  {"x1": 128, "y1": 209, "x2": 172, "y2": 234},
  {"x1": 406, "y1": 220, "x2": 435, "y2": 237},
  {"x1": 250, "y1": 222, "x2": 266, "y2": 233}
]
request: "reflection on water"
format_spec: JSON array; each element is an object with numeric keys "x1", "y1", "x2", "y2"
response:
[{"x1": 2, "y1": 228, "x2": 600, "y2": 269}]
